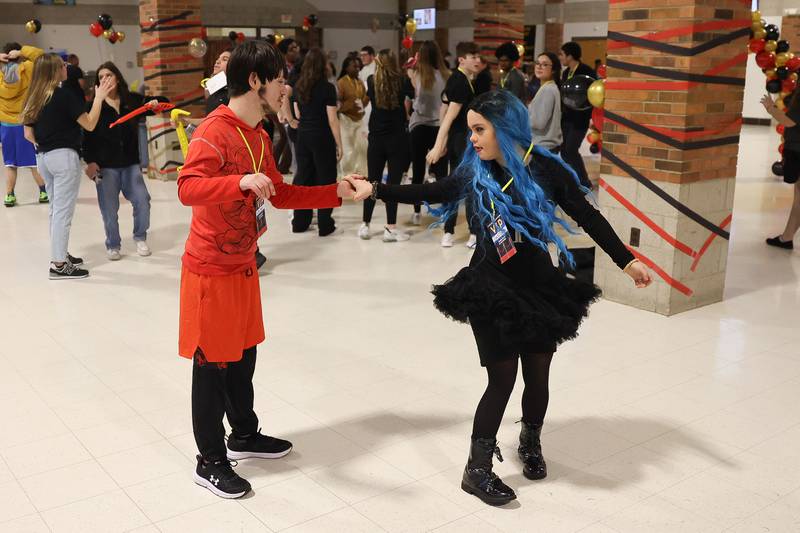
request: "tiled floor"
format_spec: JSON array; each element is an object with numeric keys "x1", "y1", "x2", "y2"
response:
[{"x1": 1, "y1": 125, "x2": 799, "y2": 532}]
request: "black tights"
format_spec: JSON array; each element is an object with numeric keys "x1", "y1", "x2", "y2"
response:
[{"x1": 472, "y1": 352, "x2": 554, "y2": 439}]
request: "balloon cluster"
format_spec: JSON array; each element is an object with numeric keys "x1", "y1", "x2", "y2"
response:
[
  {"x1": 586, "y1": 65, "x2": 607, "y2": 154},
  {"x1": 400, "y1": 14, "x2": 416, "y2": 49},
  {"x1": 228, "y1": 31, "x2": 245, "y2": 43},
  {"x1": 303, "y1": 14, "x2": 318, "y2": 32},
  {"x1": 749, "y1": 10, "x2": 799, "y2": 174},
  {"x1": 25, "y1": 19, "x2": 42, "y2": 34},
  {"x1": 88, "y1": 14, "x2": 125, "y2": 43}
]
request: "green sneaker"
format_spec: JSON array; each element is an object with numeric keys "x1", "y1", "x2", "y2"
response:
[
  {"x1": 39, "y1": 190, "x2": 49, "y2": 203},
  {"x1": 4, "y1": 193, "x2": 16, "y2": 207}
]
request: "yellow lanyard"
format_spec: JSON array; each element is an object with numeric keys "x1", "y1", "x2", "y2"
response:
[
  {"x1": 567, "y1": 66, "x2": 578, "y2": 80},
  {"x1": 235, "y1": 126, "x2": 264, "y2": 174},
  {"x1": 491, "y1": 142, "x2": 534, "y2": 215},
  {"x1": 458, "y1": 68, "x2": 474, "y2": 94},
  {"x1": 500, "y1": 67, "x2": 515, "y2": 89}
]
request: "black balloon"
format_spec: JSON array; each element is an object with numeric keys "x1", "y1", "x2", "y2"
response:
[
  {"x1": 766, "y1": 79, "x2": 782, "y2": 93},
  {"x1": 765, "y1": 24, "x2": 779, "y2": 41},
  {"x1": 589, "y1": 143, "x2": 600, "y2": 154},
  {"x1": 308, "y1": 14, "x2": 318, "y2": 26},
  {"x1": 777, "y1": 66, "x2": 789, "y2": 80},
  {"x1": 764, "y1": 24, "x2": 779, "y2": 34},
  {"x1": 776, "y1": 40, "x2": 790, "y2": 53},
  {"x1": 98, "y1": 13, "x2": 113, "y2": 31},
  {"x1": 772, "y1": 160, "x2": 784, "y2": 177},
  {"x1": 561, "y1": 74, "x2": 594, "y2": 111},
  {"x1": 228, "y1": 30, "x2": 237, "y2": 41}
]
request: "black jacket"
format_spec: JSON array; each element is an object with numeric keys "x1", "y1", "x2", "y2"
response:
[{"x1": 560, "y1": 62, "x2": 596, "y2": 129}]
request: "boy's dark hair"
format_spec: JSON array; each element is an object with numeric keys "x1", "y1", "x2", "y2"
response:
[
  {"x1": 277, "y1": 38, "x2": 296, "y2": 55},
  {"x1": 561, "y1": 41, "x2": 582, "y2": 61},
  {"x1": 3, "y1": 42, "x2": 22, "y2": 55},
  {"x1": 494, "y1": 42, "x2": 520, "y2": 62},
  {"x1": 227, "y1": 40, "x2": 287, "y2": 97},
  {"x1": 455, "y1": 42, "x2": 479, "y2": 58},
  {"x1": 361, "y1": 45, "x2": 375, "y2": 56}
]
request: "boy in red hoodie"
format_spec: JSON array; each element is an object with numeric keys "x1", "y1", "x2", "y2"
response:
[{"x1": 178, "y1": 41, "x2": 369, "y2": 499}]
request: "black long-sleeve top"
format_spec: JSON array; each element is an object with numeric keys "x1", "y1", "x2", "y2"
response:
[
  {"x1": 82, "y1": 93, "x2": 168, "y2": 168},
  {"x1": 377, "y1": 151, "x2": 634, "y2": 276}
]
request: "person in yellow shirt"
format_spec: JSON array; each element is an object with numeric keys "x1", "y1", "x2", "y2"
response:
[
  {"x1": 1, "y1": 42, "x2": 48, "y2": 207},
  {"x1": 336, "y1": 55, "x2": 368, "y2": 176}
]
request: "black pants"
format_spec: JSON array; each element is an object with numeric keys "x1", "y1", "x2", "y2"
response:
[
  {"x1": 363, "y1": 131, "x2": 410, "y2": 225},
  {"x1": 410, "y1": 125, "x2": 448, "y2": 214},
  {"x1": 561, "y1": 120, "x2": 591, "y2": 188},
  {"x1": 192, "y1": 346, "x2": 259, "y2": 461},
  {"x1": 293, "y1": 129, "x2": 338, "y2": 234},
  {"x1": 472, "y1": 352, "x2": 555, "y2": 439},
  {"x1": 444, "y1": 133, "x2": 477, "y2": 234}
]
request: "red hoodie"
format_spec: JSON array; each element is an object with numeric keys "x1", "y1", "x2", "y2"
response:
[{"x1": 178, "y1": 105, "x2": 341, "y2": 276}]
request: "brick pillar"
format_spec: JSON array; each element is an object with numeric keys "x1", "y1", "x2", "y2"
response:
[
  {"x1": 545, "y1": 0, "x2": 564, "y2": 53},
  {"x1": 474, "y1": 0, "x2": 524, "y2": 57},
  {"x1": 139, "y1": 0, "x2": 205, "y2": 115},
  {"x1": 782, "y1": 15, "x2": 800, "y2": 55},
  {"x1": 139, "y1": 0, "x2": 205, "y2": 180},
  {"x1": 595, "y1": 0, "x2": 749, "y2": 315}
]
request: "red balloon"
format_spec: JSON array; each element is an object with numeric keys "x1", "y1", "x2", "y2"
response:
[
  {"x1": 783, "y1": 78, "x2": 798, "y2": 93},
  {"x1": 779, "y1": 143, "x2": 784, "y2": 155},
  {"x1": 777, "y1": 124, "x2": 785, "y2": 135},
  {"x1": 596, "y1": 64, "x2": 606, "y2": 79},
  {"x1": 89, "y1": 22, "x2": 103, "y2": 37},
  {"x1": 591, "y1": 107, "x2": 604, "y2": 130},
  {"x1": 787, "y1": 57, "x2": 800, "y2": 72},
  {"x1": 108, "y1": 31, "x2": 119, "y2": 44},
  {"x1": 236, "y1": 32, "x2": 245, "y2": 42},
  {"x1": 748, "y1": 39, "x2": 766, "y2": 53},
  {"x1": 402, "y1": 36, "x2": 413, "y2": 50},
  {"x1": 756, "y1": 50, "x2": 776, "y2": 69},
  {"x1": 200, "y1": 27, "x2": 207, "y2": 40}
]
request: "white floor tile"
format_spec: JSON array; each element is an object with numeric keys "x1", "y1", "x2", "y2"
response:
[
  {"x1": 18, "y1": 460, "x2": 118, "y2": 512},
  {"x1": 283, "y1": 507, "x2": 383, "y2": 533},
  {"x1": 354, "y1": 482, "x2": 468, "y2": 532},
  {"x1": 155, "y1": 501, "x2": 269, "y2": 532},
  {"x1": 124, "y1": 471, "x2": 219, "y2": 523},
  {"x1": 1, "y1": 433, "x2": 90, "y2": 478},
  {"x1": 308, "y1": 452, "x2": 414, "y2": 504},
  {"x1": 0, "y1": 479, "x2": 37, "y2": 523},
  {"x1": 40, "y1": 489, "x2": 150, "y2": 533},
  {"x1": 98, "y1": 440, "x2": 191, "y2": 487}
]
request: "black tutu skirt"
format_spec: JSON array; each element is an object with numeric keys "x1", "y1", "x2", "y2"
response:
[{"x1": 431, "y1": 266, "x2": 601, "y2": 365}]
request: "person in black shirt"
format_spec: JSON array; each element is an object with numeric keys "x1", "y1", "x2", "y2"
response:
[
  {"x1": 495, "y1": 42, "x2": 527, "y2": 102},
  {"x1": 763, "y1": 90, "x2": 800, "y2": 248},
  {"x1": 358, "y1": 49, "x2": 414, "y2": 242},
  {"x1": 82, "y1": 62, "x2": 157, "y2": 261},
  {"x1": 475, "y1": 56, "x2": 493, "y2": 95},
  {"x1": 22, "y1": 53, "x2": 113, "y2": 279},
  {"x1": 558, "y1": 41, "x2": 596, "y2": 189},
  {"x1": 291, "y1": 47, "x2": 342, "y2": 236},
  {"x1": 427, "y1": 41, "x2": 485, "y2": 248}
]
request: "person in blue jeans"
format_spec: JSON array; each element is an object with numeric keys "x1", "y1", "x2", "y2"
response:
[{"x1": 82, "y1": 62, "x2": 158, "y2": 260}]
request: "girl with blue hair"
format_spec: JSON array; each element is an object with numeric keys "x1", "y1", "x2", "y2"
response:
[{"x1": 353, "y1": 89, "x2": 651, "y2": 506}]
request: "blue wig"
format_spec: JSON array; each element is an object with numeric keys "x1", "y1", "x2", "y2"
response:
[{"x1": 431, "y1": 90, "x2": 586, "y2": 267}]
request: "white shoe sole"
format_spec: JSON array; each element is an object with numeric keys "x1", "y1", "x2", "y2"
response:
[
  {"x1": 226, "y1": 446, "x2": 292, "y2": 461},
  {"x1": 192, "y1": 472, "x2": 249, "y2": 499},
  {"x1": 49, "y1": 273, "x2": 89, "y2": 280},
  {"x1": 137, "y1": 250, "x2": 151, "y2": 257}
]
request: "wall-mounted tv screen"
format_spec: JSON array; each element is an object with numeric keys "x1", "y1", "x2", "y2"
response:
[{"x1": 414, "y1": 8, "x2": 436, "y2": 30}]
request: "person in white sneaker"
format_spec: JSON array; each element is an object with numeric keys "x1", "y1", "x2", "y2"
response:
[
  {"x1": 360, "y1": 49, "x2": 414, "y2": 243},
  {"x1": 82, "y1": 62, "x2": 158, "y2": 260}
]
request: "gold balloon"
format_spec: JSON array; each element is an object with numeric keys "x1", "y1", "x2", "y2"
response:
[
  {"x1": 103, "y1": 29, "x2": 113, "y2": 39},
  {"x1": 274, "y1": 33, "x2": 284, "y2": 45},
  {"x1": 766, "y1": 69, "x2": 776, "y2": 78},
  {"x1": 25, "y1": 20, "x2": 36, "y2": 33},
  {"x1": 752, "y1": 19, "x2": 765, "y2": 31},
  {"x1": 516, "y1": 43, "x2": 525, "y2": 59},
  {"x1": 753, "y1": 28, "x2": 766, "y2": 40},
  {"x1": 776, "y1": 52, "x2": 790, "y2": 66},
  {"x1": 791, "y1": 72, "x2": 799, "y2": 82},
  {"x1": 751, "y1": 10, "x2": 761, "y2": 22},
  {"x1": 776, "y1": 97, "x2": 784, "y2": 110},
  {"x1": 587, "y1": 131, "x2": 601, "y2": 144},
  {"x1": 405, "y1": 17, "x2": 417, "y2": 35},
  {"x1": 765, "y1": 40, "x2": 777, "y2": 52},
  {"x1": 587, "y1": 78, "x2": 605, "y2": 108},
  {"x1": 116, "y1": 31, "x2": 125, "y2": 43},
  {"x1": 187, "y1": 37, "x2": 208, "y2": 58}
]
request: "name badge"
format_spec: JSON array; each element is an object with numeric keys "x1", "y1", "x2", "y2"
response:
[
  {"x1": 488, "y1": 215, "x2": 517, "y2": 264},
  {"x1": 255, "y1": 197, "x2": 268, "y2": 237}
]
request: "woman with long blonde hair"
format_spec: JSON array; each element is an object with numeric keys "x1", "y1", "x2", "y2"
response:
[
  {"x1": 22, "y1": 53, "x2": 113, "y2": 279},
  {"x1": 358, "y1": 48, "x2": 414, "y2": 242},
  {"x1": 408, "y1": 40, "x2": 450, "y2": 224}
]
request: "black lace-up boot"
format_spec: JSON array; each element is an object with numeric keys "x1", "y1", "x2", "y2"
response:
[
  {"x1": 518, "y1": 420, "x2": 547, "y2": 480},
  {"x1": 460, "y1": 437, "x2": 517, "y2": 506}
]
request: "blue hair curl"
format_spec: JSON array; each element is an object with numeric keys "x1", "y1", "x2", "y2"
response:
[{"x1": 430, "y1": 90, "x2": 587, "y2": 267}]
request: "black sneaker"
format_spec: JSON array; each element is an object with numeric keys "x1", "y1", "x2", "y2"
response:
[
  {"x1": 766, "y1": 236, "x2": 793, "y2": 250},
  {"x1": 227, "y1": 429, "x2": 292, "y2": 460},
  {"x1": 67, "y1": 253, "x2": 84, "y2": 266},
  {"x1": 193, "y1": 455, "x2": 251, "y2": 499},
  {"x1": 49, "y1": 262, "x2": 89, "y2": 280}
]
